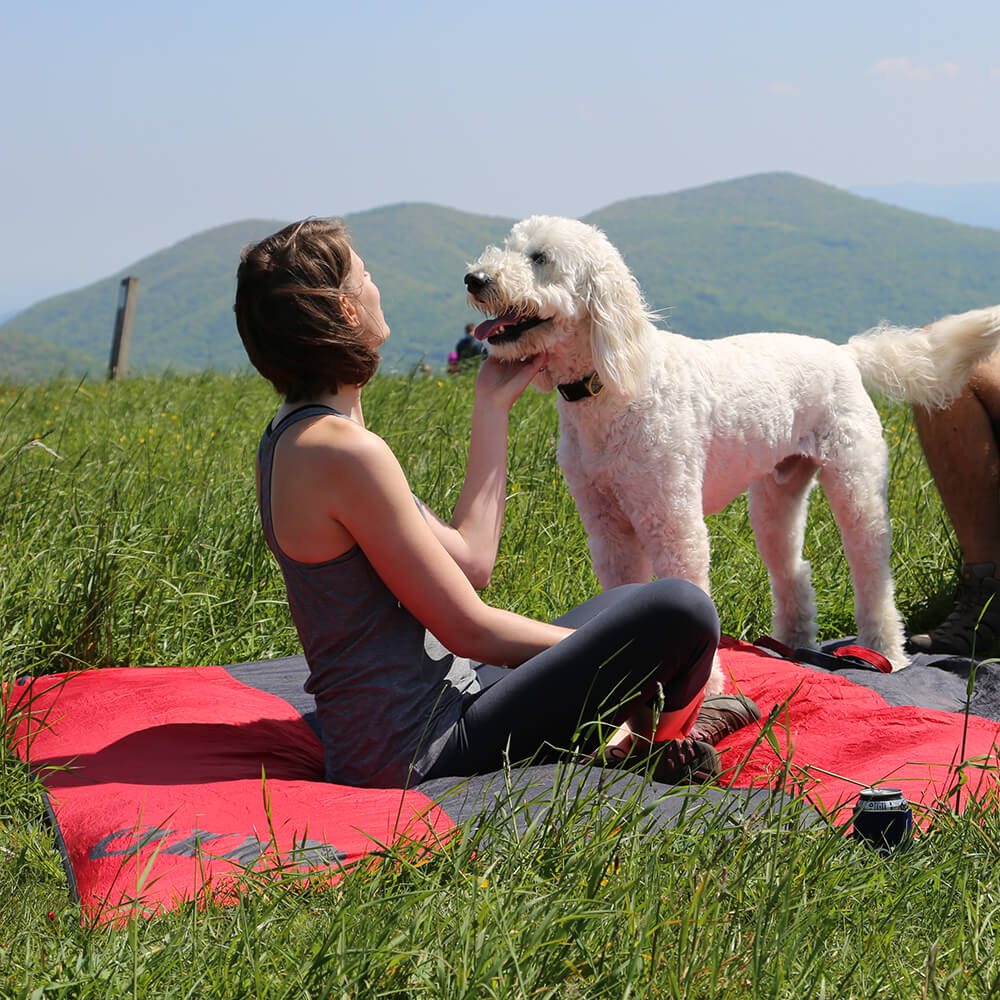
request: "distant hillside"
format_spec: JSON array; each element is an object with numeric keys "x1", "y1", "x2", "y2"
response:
[
  {"x1": 0, "y1": 210, "x2": 513, "y2": 380},
  {"x1": 0, "y1": 219, "x2": 286, "y2": 379},
  {"x1": 4, "y1": 173, "x2": 1000, "y2": 381},
  {"x1": 0, "y1": 329, "x2": 98, "y2": 382},
  {"x1": 848, "y1": 182, "x2": 1000, "y2": 232},
  {"x1": 587, "y1": 173, "x2": 1000, "y2": 341}
]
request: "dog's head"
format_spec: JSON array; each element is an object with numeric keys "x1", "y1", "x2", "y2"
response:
[{"x1": 464, "y1": 216, "x2": 656, "y2": 397}]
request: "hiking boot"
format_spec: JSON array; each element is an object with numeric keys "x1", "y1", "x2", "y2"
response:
[
  {"x1": 602, "y1": 735, "x2": 721, "y2": 784},
  {"x1": 648, "y1": 737, "x2": 721, "y2": 785},
  {"x1": 907, "y1": 562, "x2": 1000, "y2": 657},
  {"x1": 689, "y1": 693, "x2": 762, "y2": 746}
]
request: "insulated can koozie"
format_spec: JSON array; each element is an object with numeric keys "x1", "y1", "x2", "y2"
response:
[{"x1": 852, "y1": 786, "x2": 913, "y2": 851}]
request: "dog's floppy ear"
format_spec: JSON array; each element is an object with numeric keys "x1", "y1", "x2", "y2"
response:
[{"x1": 586, "y1": 255, "x2": 654, "y2": 399}]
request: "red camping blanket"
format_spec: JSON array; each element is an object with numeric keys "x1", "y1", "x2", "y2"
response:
[
  {"x1": 4, "y1": 666, "x2": 453, "y2": 923},
  {"x1": 715, "y1": 637, "x2": 1000, "y2": 821},
  {"x1": 5, "y1": 639, "x2": 999, "y2": 922}
]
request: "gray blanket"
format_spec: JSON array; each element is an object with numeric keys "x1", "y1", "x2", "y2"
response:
[{"x1": 225, "y1": 643, "x2": 997, "y2": 835}]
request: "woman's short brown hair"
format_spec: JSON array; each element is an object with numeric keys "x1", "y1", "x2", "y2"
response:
[{"x1": 234, "y1": 218, "x2": 381, "y2": 400}]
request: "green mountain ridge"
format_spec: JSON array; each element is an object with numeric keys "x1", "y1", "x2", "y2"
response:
[
  {"x1": 4, "y1": 173, "x2": 1000, "y2": 381},
  {"x1": 0, "y1": 328, "x2": 99, "y2": 383},
  {"x1": 587, "y1": 173, "x2": 1000, "y2": 340}
]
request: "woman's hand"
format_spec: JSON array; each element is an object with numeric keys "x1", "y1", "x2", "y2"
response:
[{"x1": 474, "y1": 351, "x2": 549, "y2": 414}]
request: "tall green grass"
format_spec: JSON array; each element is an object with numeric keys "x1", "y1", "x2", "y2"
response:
[{"x1": 1, "y1": 370, "x2": 989, "y2": 999}]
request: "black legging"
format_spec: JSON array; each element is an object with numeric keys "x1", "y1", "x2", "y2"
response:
[{"x1": 424, "y1": 578, "x2": 719, "y2": 778}]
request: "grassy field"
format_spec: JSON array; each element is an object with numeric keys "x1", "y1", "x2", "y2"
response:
[{"x1": 1, "y1": 369, "x2": 996, "y2": 999}]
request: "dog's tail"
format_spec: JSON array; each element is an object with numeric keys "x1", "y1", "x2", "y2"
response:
[{"x1": 844, "y1": 305, "x2": 1000, "y2": 409}]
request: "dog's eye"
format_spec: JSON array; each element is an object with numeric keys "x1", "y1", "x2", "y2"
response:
[{"x1": 529, "y1": 251, "x2": 548, "y2": 266}]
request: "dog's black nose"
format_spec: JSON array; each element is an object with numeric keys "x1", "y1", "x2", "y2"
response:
[{"x1": 464, "y1": 271, "x2": 493, "y2": 294}]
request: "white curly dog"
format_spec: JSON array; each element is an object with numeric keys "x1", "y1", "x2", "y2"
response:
[{"x1": 465, "y1": 215, "x2": 1000, "y2": 693}]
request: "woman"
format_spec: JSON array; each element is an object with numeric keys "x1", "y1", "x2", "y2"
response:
[{"x1": 235, "y1": 218, "x2": 754, "y2": 789}]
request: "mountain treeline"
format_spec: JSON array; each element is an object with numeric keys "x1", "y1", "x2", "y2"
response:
[{"x1": 4, "y1": 173, "x2": 1000, "y2": 381}]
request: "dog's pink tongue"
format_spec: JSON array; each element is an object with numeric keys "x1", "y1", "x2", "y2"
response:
[{"x1": 474, "y1": 312, "x2": 518, "y2": 341}]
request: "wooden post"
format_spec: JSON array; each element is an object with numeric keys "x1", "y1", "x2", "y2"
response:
[{"x1": 108, "y1": 276, "x2": 139, "y2": 380}]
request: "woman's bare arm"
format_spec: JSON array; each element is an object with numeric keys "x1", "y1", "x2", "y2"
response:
[
  {"x1": 325, "y1": 417, "x2": 570, "y2": 666},
  {"x1": 423, "y1": 353, "x2": 548, "y2": 588}
]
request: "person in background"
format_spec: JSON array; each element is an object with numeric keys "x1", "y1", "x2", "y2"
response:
[
  {"x1": 907, "y1": 353, "x2": 1000, "y2": 656},
  {"x1": 452, "y1": 321, "x2": 487, "y2": 372},
  {"x1": 234, "y1": 217, "x2": 759, "y2": 790}
]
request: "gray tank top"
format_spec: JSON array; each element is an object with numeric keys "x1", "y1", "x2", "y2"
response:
[{"x1": 257, "y1": 405, "x2": 481, "y2": 787}]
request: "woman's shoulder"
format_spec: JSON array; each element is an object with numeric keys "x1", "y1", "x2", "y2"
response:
[
  {"x1": 281, "y1": 409, "x2": 375, "y2": 447},
  {"x1": 279, "y1": 412, "x2": 398, "y2": 478}
]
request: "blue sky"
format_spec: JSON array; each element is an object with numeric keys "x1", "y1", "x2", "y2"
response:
[{"x1": 3, "y1": 0, "x2": 999, "y2": 315}]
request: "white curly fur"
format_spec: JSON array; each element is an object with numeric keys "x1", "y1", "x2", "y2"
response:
[{"x1": 465, "y1": 215, "x2": 1000, "y2": 694}]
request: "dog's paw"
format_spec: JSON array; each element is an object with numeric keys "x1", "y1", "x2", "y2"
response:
[{"x1": 857, "y1": 630, "x2": 909, "y2": 671}]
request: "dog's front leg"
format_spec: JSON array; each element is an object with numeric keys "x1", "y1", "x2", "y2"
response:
[
  {"x1": 631, "y1": 496, "x2": 713, "y2": 597},
  {"x1": 589, "y1": 517, "x2": 654, "y2": 589},
  {"x1": 628, "y1": 493, "x2": 726, "y2": 695},
  {"x1": 566, "y1": 477, "x2": 653, "y2": 588}
]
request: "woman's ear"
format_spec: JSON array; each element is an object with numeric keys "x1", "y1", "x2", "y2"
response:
[{"x1": 338, "y1": 295, "x2": 361, "y2": 328}]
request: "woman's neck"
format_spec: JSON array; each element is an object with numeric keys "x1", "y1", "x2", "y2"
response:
[{"x1": 274, "y1": 385, "x2": 365, "y2": 428}]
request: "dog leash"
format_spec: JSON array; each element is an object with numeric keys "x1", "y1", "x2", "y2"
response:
[{"x1": 754, "y1": 635, "x2": 894, "y2": 674}]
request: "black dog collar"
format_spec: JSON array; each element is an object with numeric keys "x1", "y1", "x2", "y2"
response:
[{"x1": 557, "y1": 372, "x2": 604, "y2": 402}]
